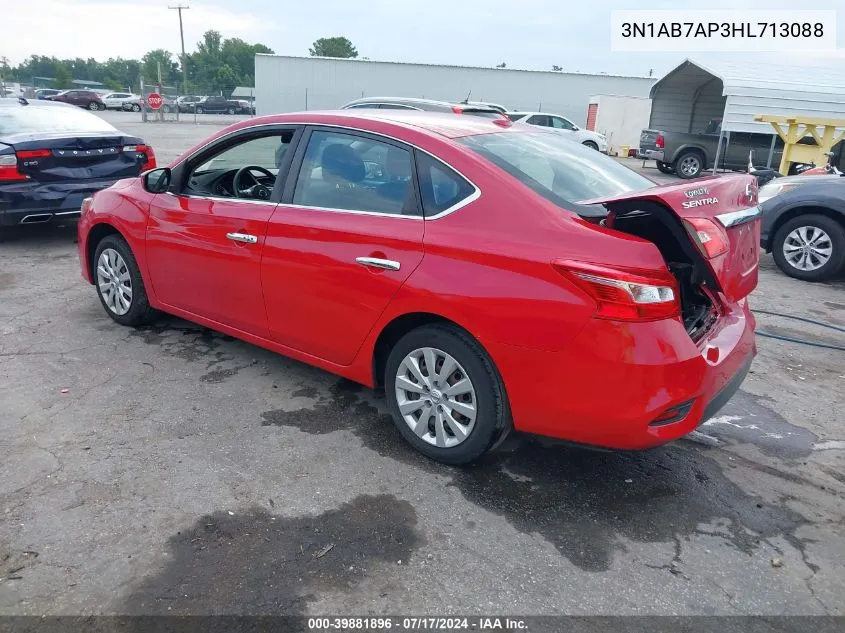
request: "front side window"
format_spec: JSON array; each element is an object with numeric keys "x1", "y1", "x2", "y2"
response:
[
  {"x1": 185, "y1": 130, "x2": 296, "y2": 199},
  {"x1": 551, "y1": 116, "x2": 576, "y2": 130},
  {"x1": 292, "y1": 130, "x2": 415, "y2": 215},
  {"x1": 458, "y1": 131, "x2": 652, "y2": 206}
]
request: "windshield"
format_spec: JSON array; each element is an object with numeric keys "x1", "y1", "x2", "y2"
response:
[
  {"x1": 0, "y1": 104, "x2": 118, "y2": 135},
  {"x1": 457, "y1": 130, "x2": 652, "y2": 205}
]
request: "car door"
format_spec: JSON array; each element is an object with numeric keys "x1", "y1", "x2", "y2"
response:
[
  {"x1": 550, "y1": 115, "x2": 577, "y2": 138},
  {"x1": 262, "y1": 127, "x2": 425, "y2": 365},
  {"x1": 145, "y1": 126, "x2": 302, "y2": 337}
]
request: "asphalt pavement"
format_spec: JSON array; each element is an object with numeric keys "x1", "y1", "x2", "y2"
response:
[{"x1": 0, "y1": 113, "x2": 843, "y2": 617}]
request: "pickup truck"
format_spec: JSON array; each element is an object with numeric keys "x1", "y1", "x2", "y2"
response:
[
  {"x1": 639, "y1": 119, "x2": 785, "y2": 179},
  {"x1": 193, "y1": 95, "x2": 241, "y2": 115}
]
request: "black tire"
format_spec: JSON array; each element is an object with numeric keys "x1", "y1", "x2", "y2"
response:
[
  {"x1": 674, "y1": 150, "x2": 704, "y2": 179},
  {"x1": 131, "y1": 104, "x2": 140, "y2": 112},
  {"x1": 771, "y1": 214, "x2": 845, "y2": 282},
  {"x1": 88, "y1": 101, "x2": 99, "y2": 111},
  {"x1": 656, "y1": 161, "x2": 674, "y2": 174},
  {"x1": 227, "y1": 107, "x2": 236, "y2": 115},
  {"x1": 582, "y1": 141, "x2": 599, "y2": 151},
  {"x1": 196, "y1": 107, "x2": 204, "y2": 114},
  {"x1": 93, "y1": 234, "x2": 156, "y2": 326},
  {"x1": 384, "y1": 324, "x2": 511, "y2": 465}
]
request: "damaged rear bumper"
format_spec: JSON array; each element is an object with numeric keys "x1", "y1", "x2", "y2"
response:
[{"x1": 0, "y1": 179, "x2": 119, "y2": 226}]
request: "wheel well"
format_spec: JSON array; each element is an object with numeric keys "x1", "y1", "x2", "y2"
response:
[
  {"x1": 766, "y1": 206, "x2": 845, "y2": 252},
  {"x1": 85, "y1": 223, "x2": 123, "y2": 283},
  {"x1": 582, "y1": 140, "x2": 598, "y2": 147},
  {"x1": 372, "y1": 312, "x2": 468, "y2": 388},
  {"x1": 674, "y1": 146, "x2": 706, "y2": 164}
]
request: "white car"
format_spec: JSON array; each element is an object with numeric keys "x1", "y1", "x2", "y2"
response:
[
  {"x1": 102, "y1": 92, "x2": 140, "y2": 111},
  {"x1": 506, "y1": 111, "x2": 607, "y2": 152}
]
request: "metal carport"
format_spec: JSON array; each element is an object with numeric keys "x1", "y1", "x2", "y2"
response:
[{"x1": 649, "y1": 58, "x2": 845, "y2": 170}]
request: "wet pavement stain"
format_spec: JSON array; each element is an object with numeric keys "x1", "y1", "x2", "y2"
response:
[
  {"x1": 121, "y1": 494, "x2": 420, "y2": 615},
  {"x1": 700, "y1": 390, "x2": 818, "y2": 459},
  {"x1": 292, "y1": 386, "x2": 319, "y2": 399},
  {"x1": 262, "y1": 380, "x2": 815, "y2": 573}
]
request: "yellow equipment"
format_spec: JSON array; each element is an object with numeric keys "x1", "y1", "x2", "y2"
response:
[{"x1": 755, "y1": 115, "x2": 845, "y2": 175}]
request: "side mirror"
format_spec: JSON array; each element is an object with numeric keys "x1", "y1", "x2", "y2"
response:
[{"x1": 143, "y1": 167, "x2": 171, "y2": 193}]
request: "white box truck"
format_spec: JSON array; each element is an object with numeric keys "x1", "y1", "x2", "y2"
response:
[{"x1": 586, "y1": 94, "x2": 652, "y2": 157}]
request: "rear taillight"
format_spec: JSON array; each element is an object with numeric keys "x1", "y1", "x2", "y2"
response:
[
  {"x1": 554, "y1": 260, "x2": 680, "y2": 321},
  {"x1": 451, "y1": 106, "x2": 464, "y2": 114},
  {"x1": 16, "y1": 149, "x2": 51, "y2": 159},
  {"x1": 655, "y1": 134, "x2": 665, "y2": 149},
  {"x1": 0, "y1": 155, "x2": 28, "y2": 182},
  {"x1": 123, "y1": 144, "x2": 156, "y2": 171},
  {"x1": 684, "y1": 218, "x2": 729, "y2": 259}
]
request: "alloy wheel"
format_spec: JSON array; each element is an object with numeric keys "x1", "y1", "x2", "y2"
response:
[
  {"x1": 679, "y1": 156, "x2": 700, "y2": 177},
  {"x1": 394, "y1": 347, "x2": 477, "y2": 448},
  {"x1": 97, "y1": 248, "x2": 133, "y2": 315},
  {"x1": 783, "y1": 225, "x2": 833, "y2": 271}
]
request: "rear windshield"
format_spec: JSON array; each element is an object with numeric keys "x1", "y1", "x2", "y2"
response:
[
  {"x1": 462, "y1": 111, "x2": 504, "y2": 119},
  {"x1": 0, "y1": 105, "x2": 117, "y2": 135},
  {"x1": 457, "y1": 130, "x2": 652, "y2": 205}
]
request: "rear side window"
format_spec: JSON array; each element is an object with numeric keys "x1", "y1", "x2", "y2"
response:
[
  {"x1": 415, "y1": 152, "x2": 475, "y2": 216},
  {"x1": 293, "y1": 130, "x2": 416, "y2": 216},
  {"x1": 506, "y1": 113, "x2": 527, "y2": 122},
  {"x1": 0, "y1": 105, "x2": 117, "y2": 135}
]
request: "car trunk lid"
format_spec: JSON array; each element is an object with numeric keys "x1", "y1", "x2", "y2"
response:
[
  {"x1": 578, "y1": 174, "x2": 761, "y2": 303},
  {"x1": 4, "y1": 132, "x2": 149, "y2": 183}
]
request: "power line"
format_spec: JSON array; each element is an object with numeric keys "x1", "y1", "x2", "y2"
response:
[{"x1": 168, "y1": 4, "x2": 190, "y2": 95}]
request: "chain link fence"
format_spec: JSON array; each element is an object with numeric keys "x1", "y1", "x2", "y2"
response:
[{"x1": 130, "y1": 80, "x2": 256, "y2": 124}]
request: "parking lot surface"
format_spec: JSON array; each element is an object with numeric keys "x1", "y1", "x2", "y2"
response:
[{"x1": 1, "y1": 115, "x2": 844, "y2": 616}]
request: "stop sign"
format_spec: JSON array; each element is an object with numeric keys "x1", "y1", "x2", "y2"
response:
[{"x1": 146, "y1": 93, "x2": 163, "y2": 110}]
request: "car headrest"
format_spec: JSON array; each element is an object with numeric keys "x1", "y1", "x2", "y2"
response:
[
  {"x1": 321, "y1": 144, "x2": 365, "y2": 183},
  {"x1": 384, "y1": 146, "x2": 411, "y2": 179}
]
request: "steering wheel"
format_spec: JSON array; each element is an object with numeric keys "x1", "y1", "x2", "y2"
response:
[{"x1": 233, "y1": 165, "x2": 274, "y2": 200}]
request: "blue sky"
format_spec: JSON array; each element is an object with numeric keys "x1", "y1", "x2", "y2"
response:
[{"x1": 4, "y1": 0, "x2": 843, "y2": 76}]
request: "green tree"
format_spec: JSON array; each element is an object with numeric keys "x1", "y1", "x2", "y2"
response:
[
  {"x1": 53, "y1": 65, "x2": 72, "y2": 89},
  {"x1": 141, "y1": 49, "x2": 178, "y2": 85},
  {"x1": 221, "y1": 37, "x2": 274, "y2": 85},
  {"x1": 309, "y1": 36, "x2": 358, "y2": 58}
]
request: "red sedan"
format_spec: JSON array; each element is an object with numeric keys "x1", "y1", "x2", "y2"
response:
[{"x1": 77, "y1": 111, "x2": 760, "y2": 464}]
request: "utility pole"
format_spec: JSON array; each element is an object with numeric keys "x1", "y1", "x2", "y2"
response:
[{"x1": 169, "y1": 4, "x2": 190, "y2": 96}]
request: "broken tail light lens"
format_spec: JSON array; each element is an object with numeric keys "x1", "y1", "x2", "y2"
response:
[
  {"x1": 554, "y1": 260, "x2": 680, "y2": 321},
  {"x1": 684, "y1": 218, "x2": 729, "y2": 259},
  {"x1": 124, "y1": 144, "x2": 157, "y2": 171}
]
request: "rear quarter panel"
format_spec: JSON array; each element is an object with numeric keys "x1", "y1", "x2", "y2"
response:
[{"x1": 78, "y1": 179, "x2": 155, "y2": 287}]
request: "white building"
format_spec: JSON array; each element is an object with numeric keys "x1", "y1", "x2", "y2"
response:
[{"x1": 255, "y1": 54, "x2": 654, "y2": 126}]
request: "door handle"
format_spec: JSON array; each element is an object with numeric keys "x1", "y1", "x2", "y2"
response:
[
  {"x1": 226, "y1": 232, "x2": 258, "y2": 244},
  {"x1": 355, "y1": 256, "x2": 401, "y2": 271}
]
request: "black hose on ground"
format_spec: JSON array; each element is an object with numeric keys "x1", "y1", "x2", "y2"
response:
[{"x1": 752, "y1": 308, "x2": 845, "y2": 352}]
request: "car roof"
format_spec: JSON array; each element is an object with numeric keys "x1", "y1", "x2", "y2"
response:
[
  {"x1": 343, "y1": 96, "x2": 502, "y2": 112},
  {"x1": 223, "y1": 109, "x2": 520, "y2": 141},
  {"x1": 509, "y1": 111, "x2": 570, "y2": 118}
]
